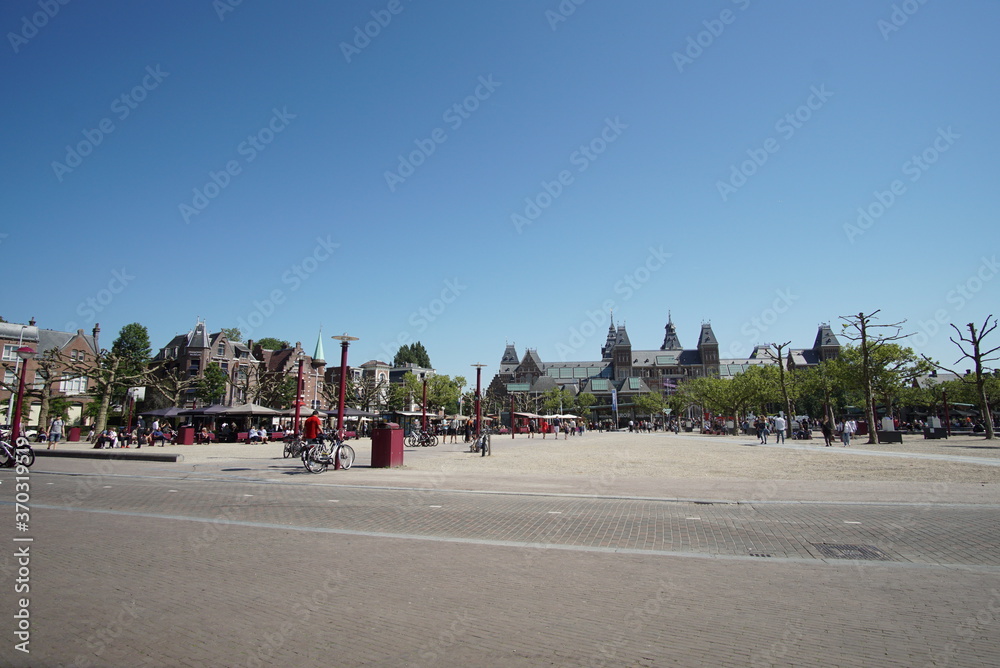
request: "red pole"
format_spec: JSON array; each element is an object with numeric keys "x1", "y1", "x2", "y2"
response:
[
  {"x1": 334, "y1": 336, "x2": 356, "y2": 440},
  {"x1": 421, "y1": 379, "x2": 427, "y2": 432},
  {"x1": 293, "y1": 357, "x2": 304, "y2": 437},
  {"x1": 511, "y1": 394, "x2": 515, "y2": 439},
  {"x1": 475, "y1": 367, "x2": 482, "y2": 437},
  {"x1": 10, "y1": 348, "x2": 34, "y2": 441}
]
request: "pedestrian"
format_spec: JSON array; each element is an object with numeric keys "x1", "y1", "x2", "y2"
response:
[
  {"x1": 754, "y1": 417, "x2": 765, "y2": 443},
  {"x1": 838, "y1": 416, "x2": 857, "y2": 447},
  {"x1": 821, "y1": 418, "x2": 834, "y2": 446},
  {"x1": 773, "y1": 415, "x2": 786, "y2": 444},
  {"x1": 48, "y1": 415, "x2": 63, "y2": 450}
]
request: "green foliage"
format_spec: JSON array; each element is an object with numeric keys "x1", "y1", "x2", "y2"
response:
[
  {"x1": 196, "y1": 363, "x2": 228, "y2": 404},
  {"x1": 574, "y1": 392, "x2": 596, "y2": 418},
  {"x1": 255, "y1": 337, "x2": 289, "y2": 351},
  {"x1": 394, "y1": 342, "x2": 431, "y2": 368},
  {"x1": 632, "y1": 392, "x2": 665, "y2": 417},
  {"x1": 112, "y1": 323, "x2": 152, "y2": 378},
  {"x1": 541, "y1": 387, "x2": 574, "y2": 414},
  {"x1": 221, "y1": 327, "x2": 242, "y2": 342}
]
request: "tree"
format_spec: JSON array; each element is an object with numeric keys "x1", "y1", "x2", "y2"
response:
[
  {"x1": 839, "y1": 311, "x2": 913, "y2": 444},
  {"x1": 62, "y1": 324, "x2": 154, "y2": 434},
  {"x1": 922, "y1": 316, "x2": 999, "y2": 439},
  {"x1": 393, "y1": 342, "x2": 431, "y2": 368},
  {"x1": 574, "y1": 392, "x2": 596, "y2": 419},
  {"x1": 632, "y1": 392, "x2": 665, "y2": 420},
  {"x1": 146, "y1": 364, "x2": 200, "y2": 408},
  {"x1": 221, "y1": 327, "x2": 243, "y2": 342},
  {"x1": 541, "y1": 387, "x2": 574, "y2": 414},
  {"x1": 256, "y1": 337, "x2": 289, "y2": 351},
  {"x1": 196, "y1": 363, "x2": 228, "y2": 405},
  {"x1": 258, "y1": 375, "x2": 297, "y2": 409},
  {"x1": 770, "y1": 341, "x2": 794, "y2": 438}
]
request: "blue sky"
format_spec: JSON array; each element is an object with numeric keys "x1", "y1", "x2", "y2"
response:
[{"x1": 2, "y1": 0, "x2": 998, "y2": 383}]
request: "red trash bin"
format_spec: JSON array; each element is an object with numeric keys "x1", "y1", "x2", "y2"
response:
[
  {"x1": 68, "y1": 427, "x2": 82, "y2": 442},
  {"x1": 371, "y1": 427, "x2": 403, "y2": 468},
  {"x1": 178, "y1": 426, "x2": 195, "y2": 445}
]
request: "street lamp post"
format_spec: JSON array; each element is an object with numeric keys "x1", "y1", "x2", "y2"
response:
[
  {"x1": 11, "y1": 347, "x2": 35, "y2": 441},
  {"x1": 421, "y1": 378, "x2": 428, "y2": 432},
  {"x1": 293, "y1": 355, "x2": 305, "y2": 437},
  {"x1": 471, "y1": 364, "x2": 486, "y2": 438},
  {"x1": 331, "y1": 334, "x2": 358, "y2": 443}
]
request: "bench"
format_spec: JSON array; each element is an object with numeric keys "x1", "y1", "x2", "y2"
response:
[
  {"x1": 923, "y1": 428, "x2": 948, "y2": 440},
  {"x1": 877, "y1": 431, "x2": 903, "y2": 444}
]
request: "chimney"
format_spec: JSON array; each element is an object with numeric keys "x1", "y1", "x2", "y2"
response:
[
  {"x1": 28, "y1": 317, "x2": 36, "y2": 326},
  {"x1": 93, "y1": 323, "x2": 101, "y2": 351}
]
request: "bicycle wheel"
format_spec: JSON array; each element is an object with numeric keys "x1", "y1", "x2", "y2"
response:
[
  {"x1": 405, "y1": 434, "x2": 417, "y2": 447},
  {"x1": 429, "y1": 435, "x2": 438, "y2": 447},
  {"x1": 337, "y1": 444, "x2": 355, "y2": 470},
  {"x1": 283, "y1": 441, "x2": 294, "y2": 458},
  {"x1": 0, "y1": 446, "x2": 10, "y2": 468},
  {"x1": 16, "y1": 447, "x2": 34, "y2": 468},
  {"x1": 304, "y1": 445, "x2": 328, "y2": 473}
]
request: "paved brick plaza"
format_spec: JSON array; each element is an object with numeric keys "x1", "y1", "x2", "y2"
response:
[{"x1": 2, "y1": 430, "x2": 999, "y2": 666}]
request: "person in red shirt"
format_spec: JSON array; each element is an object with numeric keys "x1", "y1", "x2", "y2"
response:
[{"x1": 303, "y1": 411, "x2": 323, "y2": 441}]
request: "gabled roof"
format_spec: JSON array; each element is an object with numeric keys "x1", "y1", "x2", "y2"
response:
[
  {"x1": 614, "y1": 325, "x2": 631, "y2": 347},
  {"x1": 616, "y1": 377, "x2": 652, "y2": 393},
  {"x1": 36, "y1": 329, "x2": 99, "y2": 356},
  {"x1": 529, "y1": 375, "x2": 558, "y2": 393},
  {"x1": 188, "y1": 321, "x2": 210, "y2": 349},
  {"x1": 360, "y1": 360, "x2": 390, "y2": 368},
  {"x1": 500, "y1": 344, "x2": 519, "y2": 365}
]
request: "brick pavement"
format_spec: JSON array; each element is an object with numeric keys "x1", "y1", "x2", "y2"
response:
[{"x1": 2, "y1": 431, "x2": 1000, "y2": 666}]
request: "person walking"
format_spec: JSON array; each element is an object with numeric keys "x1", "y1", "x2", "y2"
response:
[
  {"x1": 47, "y1": 416, "x2": 64, "y2": 449},
  {"x1": 773, "y1": 415, "x2": 786, "y2": 444},
  {"x1": 838, "y1": 416, "x2": 857, "y2": 447},
  {"x1": 821, "y1": 418, "x2": 834, "y2": 446}
]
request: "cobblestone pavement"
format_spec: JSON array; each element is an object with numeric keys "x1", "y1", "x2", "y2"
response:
[{"x1": 2, "y1": 434, "x2": 999, "y2": 666}]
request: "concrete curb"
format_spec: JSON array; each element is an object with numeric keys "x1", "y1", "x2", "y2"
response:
[{"x1": 34, "y1": 449, "x2": 184, "y2": 463}]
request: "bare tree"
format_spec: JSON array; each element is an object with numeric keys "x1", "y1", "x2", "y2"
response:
[
  {"x1": 922, "y1": 316, "x2": 998, "y2": 439},
  {"x1": 839, "y1": 311, "x2": 911, "y2": 444},
  {"x1": 770, "y1": 340, "x2": 793, "y2": 438}
]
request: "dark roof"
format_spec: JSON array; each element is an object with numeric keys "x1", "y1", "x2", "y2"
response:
[
  {"x1": 698, "y1": 323, "x2": 717, "y2": 346},
  {"x1": 661, "y1": 314, "x2": 682, "y2": 350},
  {"x1": 36, "y1": 329, "x2": 98, "y2": 355},
  {"x1": 614, "y1": 325, "x2": 631, "y2": 347},
  {"x1": 529, "y1": 376, "x2": 558, "y2": 393},
  {"x1": 678, "y1": 349, "x2": 702, "y2": 365},
  {"x1": 500, "y1": 344, "x2": 519, "y2": 365},
  {"x1": 813, "y1": 324, "x2": 841, "y2": 349}
]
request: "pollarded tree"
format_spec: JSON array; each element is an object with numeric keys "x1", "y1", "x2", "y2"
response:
[
  {"x1": 922, "y1": 316, "x2": 999, "y2": 439},
  {"x1": 839, "y1": 311, "x2": 913, "y2": 444}
]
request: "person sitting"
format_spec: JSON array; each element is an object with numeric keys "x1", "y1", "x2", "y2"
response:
[
  {"x1": 259, "y1": 427, "x2": 269, "y2": 443},
  {"x1": 248, "y1": 428, "x2": 261, "y2": 443}
]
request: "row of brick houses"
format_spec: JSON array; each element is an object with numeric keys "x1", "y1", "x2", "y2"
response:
[{"x1": 1, "y1": 318, "x2": 434, "y2": 428}]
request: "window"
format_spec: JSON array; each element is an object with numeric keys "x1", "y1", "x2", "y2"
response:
[
  {"x1": 217, "y1": 343, "x2": 226, "y2": 356},
  {"x1": 61, "y1": 375, "x2": 88, "y2": 395},
  {"x1": 2, "y1": 345, "x2": 19, "y2": 362},
  {"x1": 3, "y1": 369, "x2": 14, "y2": 385}
]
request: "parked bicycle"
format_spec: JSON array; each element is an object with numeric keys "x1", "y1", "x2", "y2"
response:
[
  {"x1": 302, "y1": 436, "x2": 355, "y2": 473},
  {"x1": 405, "y1": 430, "x2": 438, "y2": 448},
  {"x1": 283, "y1": 435, "x2": 309, "y2": 459},
  {"x1": 0, "y1": 435, "x2": 35, "y2": 468}
]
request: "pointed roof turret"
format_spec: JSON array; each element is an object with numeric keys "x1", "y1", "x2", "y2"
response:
[
  {"x1": 312, "y1": 328, "x2": 326, "y2": 364},
  {"x1": 661, "y1": 312, "x2": 682, "y2": 350},
  {"x1": 813, "y1": 323, "x2": 840, "y2": 349},
  {"x1": 615, "y1": 324, "x2": 631, "y2": 347},
  {"x1": 698, "y1": 322, "x2": 717, "y2": 347},
  {"x1": 500, "y1": 343, "x2": 519, "y2": 365},
  {"x1": 188, "y1": 320, "x2": 210, "y2": 349},
  {"x1": 601, "y1": 321, "x2": 617, "y2": 359}
]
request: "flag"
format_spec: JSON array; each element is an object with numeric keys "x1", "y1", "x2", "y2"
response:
[{"x1": 611, "y1": 388, "x2": 618, "y2": 412}]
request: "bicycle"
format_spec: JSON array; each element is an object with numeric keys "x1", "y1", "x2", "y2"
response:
[
  {"x1": 469, "y1": 427, "x2": 491, "y2": 457},
  {"x1": 0, "y1": 436, "x2": 35, "y2": 468},
  {"x1": 405, "y1": 430, "x2": 438, "y2": 448},
  {"x1": 302, "y1": 436, "x2": 355, "y2": 473},
  {"x1": 283, "y1": 435, "x2": 308, "y2": 458}
]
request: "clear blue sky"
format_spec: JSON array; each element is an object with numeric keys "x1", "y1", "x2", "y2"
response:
[{"x1": 3, "y1": 0, "x2": 998, "y2": 383}]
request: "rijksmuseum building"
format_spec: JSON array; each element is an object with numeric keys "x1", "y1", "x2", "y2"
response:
[{"x1": 488, "y1": 316, "x2": 841, "y2": 403}]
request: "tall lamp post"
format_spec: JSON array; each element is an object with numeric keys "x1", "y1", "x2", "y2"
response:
[
  {"x1": 10, "y1": 347, "x2": 35, "y2": 441},
  {"x1": 471, "y1": 364, "x2": 486, "y2": 437},
  {"x1": 293, "y1": 354, "x2": 305, "y2": 437},
  {"x1": 421, "y1": 378, "x2": 428, "y2": 433},
  {"x1": 331, "y1": 334, "x2": 358, "y2": 442}
]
